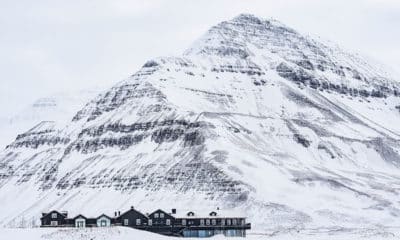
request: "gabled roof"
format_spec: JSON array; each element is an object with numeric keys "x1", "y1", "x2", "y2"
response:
[
  {"x1": 209, "y1": 211, "x2": 217, "y2": 216},
  {"x1": 40, "y1": 210, "x2": 67, "y2": 220},
  {"x1": 187, "y1": 211, "x2": 195, "y2": 216},
  {"x1": 96, "y1": 214, "x2": 112, "y2": 219},
  {"x1": 172, "y1": 209, "x2": 246, "y2": 219},
  {"x1": 73, "y1": 214, "x2": 88, "y2": 220},
  {"x1": 148, "y1": 209, "x2": 175, "y2": 219},
  {"x1": 118, "y1": 207, "x2": 148, "y2": 219}
]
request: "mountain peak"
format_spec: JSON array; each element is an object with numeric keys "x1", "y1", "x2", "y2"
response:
[
  {"x1": 229, "y1": 13, "x2": 286, "y2": 28},
  {"x1": 231, "y1": 13, "x2": 265, "y2": 24},
  {"x1": 183, "y1": 13, "x2": 298, "y2": 58}
]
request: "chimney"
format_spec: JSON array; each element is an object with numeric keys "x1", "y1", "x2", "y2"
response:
[
  {"x1": 114, "y1": 211, "x2": 117, "y2": 217},
  {"x1": 131, "y1": 206, "x2": 134, "y2": 210},
  {"x1": 171, "y1": 209, "x2": 176, "y2": 214},
  {"x1": 118, "y1": 211, "x2": 121, "y2": 216}
]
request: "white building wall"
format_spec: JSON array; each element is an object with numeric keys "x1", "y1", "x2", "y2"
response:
[
  {"x1": 75, "y1": 217, "x2": 86, "y2": 228},
  {"x1": 96, "y1": 216, "x2": 111, "y2": 227}
]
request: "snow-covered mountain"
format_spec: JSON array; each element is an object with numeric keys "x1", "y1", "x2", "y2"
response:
[
  {"x1": 1, "y1": 14, "x2": 400, "y2": 232},
  {"x1": 0, "y1": 89, "x2": 100, "y2": 150}
]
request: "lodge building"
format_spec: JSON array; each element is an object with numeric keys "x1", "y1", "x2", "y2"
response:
[{"x1": 41, "y1": 207, "x2": 251, "y2": 237}]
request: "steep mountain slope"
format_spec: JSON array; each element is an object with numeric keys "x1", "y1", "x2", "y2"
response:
[{"x1": 1, "y1": 14, "x2": 400, "y2": 232}]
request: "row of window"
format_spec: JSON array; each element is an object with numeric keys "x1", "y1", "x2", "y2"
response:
[
  {"x1": 183, "y1": 218, "x2": 244, "y2": 226},
  {"x1": 123, "y1": 218, "x2": 171, "y2": 226},
  {"x1": 153, "y1": 213, "x2": 165, "y2": 218},
  {"x1": 122, "y1": 218, "x2": 244, "y2": 226},
  {"x1": 52, "y1": 214, "x2": 244, "y2": 227}
]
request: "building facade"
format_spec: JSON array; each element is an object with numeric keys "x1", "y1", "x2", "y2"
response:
[
  {"x1": 40, "y1": 207, "x2": 251, "y2": 238},
  {"x1": 96, "y1": 214, "x2": 112, "y2": 227}
]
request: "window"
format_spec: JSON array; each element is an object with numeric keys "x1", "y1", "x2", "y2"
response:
[
  {"x1": 148, "y1": 219, "x2": 152, "y2": 226},
  {"x1": 50, "y1": 221, "x2": 58, "y2": 226},
  {"x1": 166, "y1": 219, "x2": 171, "y2": 226},
  {"x1": 154, "y1": 213, "x2": 159, "y2": 218},
  {"x1": 101, "y1": 220, "x2": 107, "y2": 227},
  {"x1": 136, "y1": 219, "x2": 141, "y2": 225},
  {"x1": 76, "y1": 220, "x2": 85, "y2": 228},
  {"x1": 227, "y1": 219, "x2": 231, "y2": 225},
  {"x1": 51, "y1": 213, "x2": 57, "y2": 219},
  {"x1": 206, "y1": 219, "x2": 210, "y2": 225},
  {"x1": 241, "y1": 219, "x2": 245, "y2": 225},
  {"x1": 200, "y1": 219, "x2": 204, "y2": 225},
  {"x1": 221, "y1": 219, "x2": 225, "y2": 226},
  {"x1": 182, "y1": 219, "x2": 186, "y2": 225},
  {"x1": 160, "y1": 213, "x2": 164, "y2": 218},
  {"x1": 212, "y1": 219, "x2": 216, "y2": 225},
  {"x1": 232, "y1": 219, "x2": 237, "y2": 225},
  {"x1": 124, "y1": 219, "x2": 129, "y2": 226}
]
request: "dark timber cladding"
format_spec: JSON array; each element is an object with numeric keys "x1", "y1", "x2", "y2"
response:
[
  {"x1": 40, "y1": 206, "x2": 251, "y2": 238},
  {"x1": 116, "y1": 206, "x2": 148, "y2": 227},
  {"x1": 40, "y1": 210, "x2": 68, "y2": 227}
]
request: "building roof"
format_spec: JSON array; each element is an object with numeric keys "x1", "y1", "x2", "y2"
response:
[
  {"x1": 40, "y1": 210, "x2": 68, "y2": 219},
  {"x1": 148, "y1": 209, "x2": 174, "y2": 218},
  {"x1": 73, "y1": 214, "x2": 88, "y2": 220},
  {"x1": 96, "y1": 214, "x2": 112, "y2": 219},
  {"x1": 171, "y1": 209, "x2": 246, "y2": 219}
]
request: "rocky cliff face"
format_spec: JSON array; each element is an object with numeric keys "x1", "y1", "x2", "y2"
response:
[{"x1": 1, "y1": 14, "x2": 400, "y2": 231}]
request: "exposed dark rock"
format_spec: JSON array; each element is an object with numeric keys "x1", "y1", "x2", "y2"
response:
[
  {"x1": 143, "y1": 60, "x2": 159, "y2": 68},
  {"x1": 293, "y1": 176, "x2": 370, "y2": 197},
  {"x1": 277, "y1": 62, "x2": 398, "y2": 99},
  {"x1": 296, "y1": 60, "x2": 314, "y2": 71},
  {"x1": 368, "y1": 138, "x2": 400, "y2": 167},
  {"x1": 293, "y1": 134, "x2": 311, "y2": 148},
  {"x1": 317, "y1": 143, "x2": 335, "y2": 159},
  {"x1": 276, "y1": 62, "x2": 314, "y2": 84},
  {"x1": 72, "y1": 83, "x2": 167, "y2": 122},
  {"x1": 211, "y1": 63, "x2": 264, "y2": 76},
  {"x1": 7, "y1": 128, "x2": 70, "y2": 149},
  {"x1": 64, "y1": 120, "x2": 208, "y2": 154}
]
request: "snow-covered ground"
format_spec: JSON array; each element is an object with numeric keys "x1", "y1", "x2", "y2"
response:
[{"x1": 1, "y1": 227, "x2": 400, "y2": 240}]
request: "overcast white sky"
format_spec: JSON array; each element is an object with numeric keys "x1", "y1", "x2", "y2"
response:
[{"x1": 1, "y1": 0, "x2": 399, "y2": 118}]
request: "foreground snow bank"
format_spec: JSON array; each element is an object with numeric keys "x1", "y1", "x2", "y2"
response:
[
  {"x1": 0, "y1": 227, "x2": 168, "y2": 240},
  {"x1": 1, "y1": 227, "x2": 400, "y2": 240}
]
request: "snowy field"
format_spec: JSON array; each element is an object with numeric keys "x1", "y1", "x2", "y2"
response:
[{"x1": 1, "y1": 227, "x2": 400, "y2": 240}]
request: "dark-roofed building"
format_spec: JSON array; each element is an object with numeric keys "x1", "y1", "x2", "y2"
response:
[
  {"x1": 146, "y1": 209, "x2": 176, "y2": 236},
  {"x1": 116, "y1": 206, "x2": 148, "y2": 228},
  {"x1": 40, "y1": 207, "x2": 251, "y2": 237},
  {"x1": 172, "y1": 209, "x2": 250, "y2": 237},
  {"x1": 148, "y1": 209, "x2": 175, "y2": 226},
  {"x1": 40, "y1": 210, "x2": 68, "y2": 227}
]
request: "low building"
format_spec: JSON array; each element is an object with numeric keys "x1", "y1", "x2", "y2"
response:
[
  {"x1": 40, "y1": 207, "x2": 251, "y2": 237},
  {"x1": 96, "y1": 214, "x2": 112, "y2": 227},
  {"x1": 147, "y1": 209, "x2": 176, "y2": 235},
  {"x1": 73, "y1": 214, "x2": 87, "y2": 228},
  {"x1": 40, "y1": 210, "x2": 68, "y2": 227},
  {"x1": 172, "y1": 209, "x2": 250, "y2": 237},
  {"x1": 116, "y1": 206, "x2": 148, "y2": 228}
]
